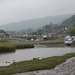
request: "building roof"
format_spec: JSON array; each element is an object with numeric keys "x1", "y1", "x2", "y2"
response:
[{"x1": 0, "y1": 30, "x2": 6, "y2": 34}]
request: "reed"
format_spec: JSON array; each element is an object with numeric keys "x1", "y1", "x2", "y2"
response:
[
  {"x1": 0, "y1": 43, "x2": 34, "y2": 52},
  {"x1": 12, "y1": 43, "x2": 34, "y2": 49},
  {"x1": 0, "y1": 45, "x2": 15, "y2": 52}
]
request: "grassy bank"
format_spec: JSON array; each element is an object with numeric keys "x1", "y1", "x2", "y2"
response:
[
  {"x1": 0, "y1": 39, "x2": 7, "y2": 42},
  {"x1": 9, "y1": 43, "x2": 34, "y2": 49},
  {"x1": 0, "y1": 45, "x2": 15, "y2": 52},
  {"x1": 0, "y1": 43, "x2": 34, "y2": 52},
  {"x1": 0, "y1": 53, "x2": 75, "y2": 75},
  {"x1": 40, "y1": 41, "x2": 75, "y2": 47},
  {"x1": 40, "y1": 41, "x2": 64, "y2": 45}
]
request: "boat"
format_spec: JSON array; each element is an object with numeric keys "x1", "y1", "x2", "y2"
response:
[
  {"x1": 72, "y1": 36, "x2": 75, "y2": 43},
  {"x1": 64, "y1": 35, "x2": 73, "y2": 45},
  {"x1": 73, "y1": 38, "x2": 75, "y2": 43}
]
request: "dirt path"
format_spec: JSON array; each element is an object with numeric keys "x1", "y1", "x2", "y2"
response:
[{"x1": 13, "y1": 57, "x2": 75, "y2": 75}]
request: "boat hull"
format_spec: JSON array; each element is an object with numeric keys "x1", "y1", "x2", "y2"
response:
[{"x1": 64, "y1": 41, "x2": 72, "y2": 45}]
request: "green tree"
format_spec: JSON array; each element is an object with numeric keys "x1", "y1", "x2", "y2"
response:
[
  {"x1": 38, "y1": 29, "x2": 43, "y2": 35},
  {"x1": 32, "y1": 32, "x2": 37, "y2": 35},
  {"x1": 69, "y1": 27, "x2": 75, "y2": 36},
  {"x1": 72, "y1": 22, "x2": 75, "y2": 27}
]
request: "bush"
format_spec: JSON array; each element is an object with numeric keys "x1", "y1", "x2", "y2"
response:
[{"x1": 69, "y1": 27, "x2": 75, "y2": 36}]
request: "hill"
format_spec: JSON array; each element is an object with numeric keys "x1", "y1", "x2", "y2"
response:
[
  {"x1": 0, "y1": 14, "x2": 74, "y2": 31},
  {"x1": 61, "y1": 15, "x2": 75, "y2": 28}
]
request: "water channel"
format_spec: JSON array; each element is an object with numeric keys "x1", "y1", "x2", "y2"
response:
[{"x1": 0, "y1": 44, "x2": 75, "y2": 66}]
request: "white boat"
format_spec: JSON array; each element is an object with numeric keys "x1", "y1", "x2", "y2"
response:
[
  {"x1": 64, "y1": 35, "x2": 73, "y2": 45},
  {"x1": 73, "y1": 38, "x2": 75, "y2": 42},
  {"x1": 72, "y1": 36, "x2": 75, "y2": 43}
]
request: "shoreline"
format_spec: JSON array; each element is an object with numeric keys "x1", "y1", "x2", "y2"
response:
[
  {"x1": 0, "y1": 53, "x2": 75, "y2": 75},
  {"x1": 13, "y1": 57, "x2": 75, "y2": 75}
]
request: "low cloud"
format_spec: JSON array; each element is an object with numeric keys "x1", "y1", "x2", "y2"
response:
[{"x1": 0, "y1": 0, "x2": 75, "y2": 25}]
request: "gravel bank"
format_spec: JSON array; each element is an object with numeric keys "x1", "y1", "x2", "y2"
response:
[{"x1": 13, "y1": 57, "x2": 75, "y2": 75}]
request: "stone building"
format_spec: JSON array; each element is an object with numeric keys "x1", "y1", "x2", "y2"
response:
[{"x1": 0, "y1": 30, "x2": 7, "y2": 37}]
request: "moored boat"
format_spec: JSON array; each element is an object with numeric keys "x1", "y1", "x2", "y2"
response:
[
  {"x1": 71, "y1": 36, "x2": 75, "y2": 43},
  {"x1": 73, "y1": 38, "x2": 75, "y2": 43},
  {"x1": 64, "y1": 35, "x2": 73, "y2": 45}
]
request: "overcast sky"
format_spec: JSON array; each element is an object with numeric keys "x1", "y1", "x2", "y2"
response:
[{"x1": 0, "y1": 0, "x2": 75, "y2": 25}]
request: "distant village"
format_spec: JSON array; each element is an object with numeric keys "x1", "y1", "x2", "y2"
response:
[{"x1": 0, "y1": 27, "x2": 70, "y2": 41}]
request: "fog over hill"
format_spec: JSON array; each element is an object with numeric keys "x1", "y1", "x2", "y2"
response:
[{"x1": 0, "y1": 14, "x2": 74, "y2": 31}]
